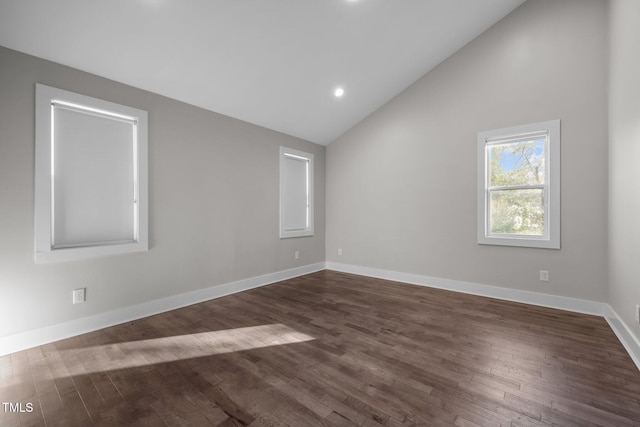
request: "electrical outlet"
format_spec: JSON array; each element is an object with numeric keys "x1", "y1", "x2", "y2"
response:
[
  {"x1": 295, "y1": 251, "x2": 300, "y2": 260},
  {"x1": 338, "y1": 248, "x2": 343, "y2": 256},
  {"x1": 636, "y1": 304, "x2": 640, "y2": 323},
  {"x1": 539, "y1": 270, "x2": 549, "y2": 282},
  {"x1": 73, "y1": 288, "x2": 86, "y2": 304}
]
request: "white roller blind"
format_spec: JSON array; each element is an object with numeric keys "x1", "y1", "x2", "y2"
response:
[
  {"x1": 35, "y1": 84, "x2": 148, "y2": 263},
  {"x1": 279, "y1": 147, "x2": 314, "y2": 238},
  {"x1": 282, "y1": 155, "x2": 309, "y2": 232},
  {"x1": 52, "y1": 104, "x2": 137, "y2": 248}
]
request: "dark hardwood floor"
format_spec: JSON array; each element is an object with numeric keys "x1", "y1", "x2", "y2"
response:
[{"x1": 1, "y1": 270, "x2": 639, "y2": 426}]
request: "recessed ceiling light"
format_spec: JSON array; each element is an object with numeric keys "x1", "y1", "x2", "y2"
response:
[{"x1": 334, "y1": 87, "x2": 345, "y2": 98}]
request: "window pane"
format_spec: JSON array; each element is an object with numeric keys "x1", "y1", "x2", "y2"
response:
[
  {"x1": 489, "y1": 189, "x2": 544, "y2": 236},
  {"x1": 489, "y1": 138, "x2": 545, "y2": 187}
]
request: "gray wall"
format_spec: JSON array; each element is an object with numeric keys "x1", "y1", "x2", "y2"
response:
[
  {"x1": 326, "y1": 0, "x2": 609, "y2": 301},
  {"x1": 609, "y1": 0, "x2": 640, "y2": 342},
  {"x1": 0, "y1": 46, "x2": 325, "y2": 337}
]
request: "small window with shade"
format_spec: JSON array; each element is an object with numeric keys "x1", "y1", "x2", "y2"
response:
[{"x1": 279, "y1": 147, "x2": 314, "y2": 238}]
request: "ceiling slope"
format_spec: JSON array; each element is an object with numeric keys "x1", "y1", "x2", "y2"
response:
[{"x1": 0, "y1": 0, "x2": 525, "y2": 145}]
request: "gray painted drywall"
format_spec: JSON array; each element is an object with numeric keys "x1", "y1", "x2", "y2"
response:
[
  {"x1": 0, "y1": 46, "x2": 325, "y2": 337},
  {"x1": 326, "y1": 0, "x2": 608, "y2": 301},
  {"x1": 609, "y1": 0, "x2": 640, "y2": 342}
]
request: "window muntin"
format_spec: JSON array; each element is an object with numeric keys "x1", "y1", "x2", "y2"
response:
[{"x1": 477, "y1": 120, "x2": 560, "y2": 249}]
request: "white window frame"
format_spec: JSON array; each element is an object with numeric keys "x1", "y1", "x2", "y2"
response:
[
  {"x1": 477, "y1": 119, "x2": 560, "y2": 249},
  {"x1": 279, "y1": 147, "x2": 314, "y2": 239},
  {"x1": 34, "y1": 84, "x2": 148, "y2": 263}
]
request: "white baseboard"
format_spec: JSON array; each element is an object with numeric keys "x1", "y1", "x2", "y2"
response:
[
  {"x1": 603, "y1": 305, "x2": 640, "y2": 371},
  {"x1": 326, "y1": 262, "x2": 640, "y2": 371},
  {"x1": 326, "y1": 262, "x2": 608, "y2": 315},
  {"x1": 0, "y1": 262, "x2": 325, "y2": 357},
  {"x1": 5, "y1": 261, "x2": 639, "y2": 373}
]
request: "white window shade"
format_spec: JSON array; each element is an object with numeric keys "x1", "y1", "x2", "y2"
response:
[
  {"x1": 280, "y1": 147, "x2": 314, "y2": 238},
  {"x1": 35, "y1": 84, "x2": 148, "y2": 263},
  {"x1": 52, "y1": 105, "x2": 137, "y2": 247},
  {"x1": 282, "y1": 156, "x2": 308, "y2": 231}
]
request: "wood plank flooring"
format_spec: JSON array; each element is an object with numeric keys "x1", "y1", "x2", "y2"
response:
[{"x1": 1, "y1": 270, "x2": 639, "y2": 426}]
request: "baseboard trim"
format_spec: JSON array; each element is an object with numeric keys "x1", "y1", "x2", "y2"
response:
[
  {"x1": 0, "y1": 262, "x2": 325, "y2": 357},
  {"x1": 604, "y1": 305, "x2": 640, "y2": 371},
  {"x1": 326, "y1": 262, "x2": 607, "y2": 315},
  {"x1": 326, "y1": 262, "x2": 640, "y2": 371},
  {"x1": 5, "y1": 261, "x2": 639, "y2": 372}
]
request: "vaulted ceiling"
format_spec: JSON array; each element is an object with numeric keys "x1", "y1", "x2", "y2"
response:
[{"x1": 0, "y1": 0, "x2": 525, "y2": 145}]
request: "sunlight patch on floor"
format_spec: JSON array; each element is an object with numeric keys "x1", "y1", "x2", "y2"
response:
[{"x1": 52, "y1": 323, "x2": 315, "y2": 378}]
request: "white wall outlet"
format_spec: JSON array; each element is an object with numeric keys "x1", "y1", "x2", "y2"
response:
[
  {"x1": 636, "y1": 304, "x2": 640, "y2": 323},
  {"x1": 294, "y1": 251, "x2": 300, "y2": 260},
  {"x1": 338, "y1": 248, "x2": 343, "y2": 256},
  {"x1": 539, "y1": 270, "x2": 549, "y2": 282},
  {"x1": 73, "y1": 288, "x2": 86, "y2": 304}
]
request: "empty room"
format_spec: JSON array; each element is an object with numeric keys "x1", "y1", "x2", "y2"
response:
[{"x1": 1, "y1": 0, "x2": 640, "y2": 425}]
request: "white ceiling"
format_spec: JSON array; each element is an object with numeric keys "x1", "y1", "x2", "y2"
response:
[{"x1": 0, "y1": 0, "x2": 525, "y2": 145}]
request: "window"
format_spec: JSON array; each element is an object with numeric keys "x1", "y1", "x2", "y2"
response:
[
  {"x1": 477, "y1": 120, "x2": 560, "y2": 249},
  {"x1": 280, "y1": 147, "x2": 314, "y2": 238},
  {"x1": 35, "y1": 84, "x2": 148, "y2": 263}
]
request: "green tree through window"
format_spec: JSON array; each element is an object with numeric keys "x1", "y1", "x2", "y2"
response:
[
  {"x1": 488, "y1": 138, "x2": 546, "y2": 235},
  {"x1": 477, "y1": 119, "x2": 559, "y2": 249}
]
